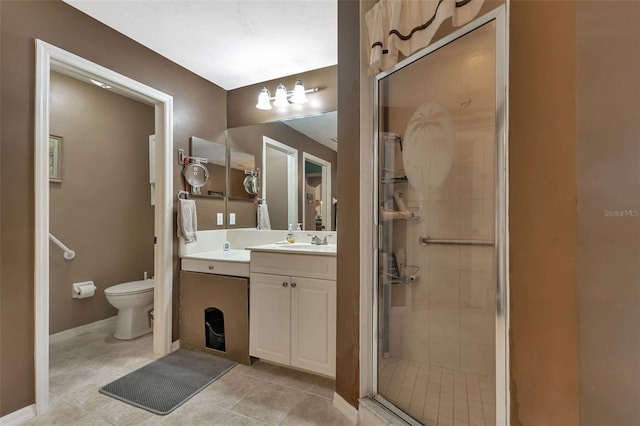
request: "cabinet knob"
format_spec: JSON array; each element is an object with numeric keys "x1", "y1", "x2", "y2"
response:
[
  {"x1": 291, "y1": 282, "x2": 297, "y2": 288},
  {"x1": 282, "y1": 282, "x2": 288, "y2": 287},
  {"x1": 208, "y1": 265, "x2": 215, "y2": 270}
]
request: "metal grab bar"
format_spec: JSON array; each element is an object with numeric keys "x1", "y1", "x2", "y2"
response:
[
  {"x1": 49, "y1": 233, "x2": 75, "y2": 260},
  {"x1": 419, "y1": 234, "x2": 493, "y2": 247}
]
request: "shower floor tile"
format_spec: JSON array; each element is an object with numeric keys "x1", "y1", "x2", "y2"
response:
[{"x1": 379, "y1": 357, "x2": 495, "y2": 426}]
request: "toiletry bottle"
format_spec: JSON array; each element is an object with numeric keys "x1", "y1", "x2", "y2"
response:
[{"x1": 287, "y1": 224, "x2": 295, "y2": 243}]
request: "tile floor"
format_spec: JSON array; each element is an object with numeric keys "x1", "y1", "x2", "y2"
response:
[
  {"x1": 26, "y1": 322, "x2": 350, "y2": 426},
  {"x1": 378, "y1": 357, "x2": 495, "y2": 426}
]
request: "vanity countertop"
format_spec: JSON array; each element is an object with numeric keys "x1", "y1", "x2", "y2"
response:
[
  {"x1": 181, "y1": 249, "x2": 251, "y2": 263},
  {"x1": 247, "y1": 242, "x2": 337, "y2": 256}
]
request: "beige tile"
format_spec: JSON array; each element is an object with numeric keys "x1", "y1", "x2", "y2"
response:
[
  {"x1": 93, "y1": 345, "x2": 161, "y2": 372},
  {"x1": 429, "y1": 268, "x2": 460, "y2": 307},
  {"x1": 459, "y1": 246, "x2": 494, "y2": 273},
  {"x1": 459, "y1": 308, "x2": 492, "y2": 344},
  {"x1": 230, "y1": 381, "x2": 305, "y2": 424},
  {"x1": 91, "y1": 397, "x2": 154, "y2": 425},
  {"x1": 308, "y1": 376, "x2": 336, "y2": 399},
  {"x1": 430, "y1": 200, "x2": 462, "y2": 237},
  {"x1": 429, "y1": 308, "x2": 459, "y2": 340},
  {"x1": 262, "y1": 364, "x2": 322, "y2": 393},
  {"x1": 192, "y1": 371, "x2": 261, "y2": 409},
  {"x1": 209, "y1": 409, "x2": 270, "y2": 426},
  {"x1": 49, "y1": 365, "x2": 120, "y2": 397},
  {"x1": 23, "y1": 400, "x2": 88, "y2": 425},
  {"x1": 460, "y1": 342, "x2": 494, "y2": 376},
  {"x1": 280, "y1": 394, "x2": 351, "y2": 426},
  {"x1": 430, "y1": 338, "x2": 460, "y2": 370}
]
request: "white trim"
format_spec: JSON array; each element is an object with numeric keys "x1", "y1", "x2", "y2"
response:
[
  {"x1": 262, "y1": 137, "x2": 299, "y2": 227},
  {"x1": 0, "y1": 405, "x2": 37, "y2": 426},
  {"x1": 359, "y1": 0, "x2": 376, "y2": 399},
  {"x1": 34, "y1": 40, "x2": 174, "y2": 416},
  {"x1": 301, "y1": 152, "x2": 332, "y2": 231},
  {"x1": 332, "y1": 392, "x2": 358, "y2": 424},
  {"x1": 49, "y1": 316, "x2": 117, "y2": 345},
  {"x1": 172, "y1": 339, "x2": 181, "y2": 352}
]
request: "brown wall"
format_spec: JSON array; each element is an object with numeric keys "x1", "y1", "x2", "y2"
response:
[
  {"x1": 509, "y1": 1, "x2": 580, "y2": 424},
  {"x1": 577, "y1": 2, "x2": 640, "y2": 425},
  {"x1": 49, "y1": 72, "x2": 154, "y2": 334},
  {"x1": 0, "y1": 0, "x2": 226, "y2": 415},
  {"x1": 227, "y1": 66, "x2": 337, "y2": 128},
  {"x1": 335, "y1": 0, "x2": 361, "y2": 407},
  {"x1": 225, "y1": 122, "x2": 338, "y2": 230}
]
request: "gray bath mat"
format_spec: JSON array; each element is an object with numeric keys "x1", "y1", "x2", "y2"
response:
[{"x1": 99, "y1": 349, "x2": 236, "y2": 415}]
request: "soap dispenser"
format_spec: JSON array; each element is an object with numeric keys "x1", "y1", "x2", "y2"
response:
[{"x1": 287, "y1": 224, "x2": 295, "y2": 243}]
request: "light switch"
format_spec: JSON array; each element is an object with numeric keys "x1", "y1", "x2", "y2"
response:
[
  {"x1": 217, "y1": 213, "x2": 224, "y2": 225},
  {"x1": 229, "y1": 213, "x2": 236, "y2": 225}
]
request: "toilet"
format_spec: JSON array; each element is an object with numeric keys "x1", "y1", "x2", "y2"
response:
[{"x1": 104, "y1": 279, "x2": 154, "y2": 340}]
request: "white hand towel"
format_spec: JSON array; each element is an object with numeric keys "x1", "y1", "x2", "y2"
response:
[
  {"x1": 257, "y1": 203, "x2": 271, "y2": 230},
  {"x1": 177, "y1": 198, "x2": 198, "y2": 243}
]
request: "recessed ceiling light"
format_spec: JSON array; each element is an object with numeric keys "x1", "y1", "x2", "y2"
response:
[{"x1": 90, "y1": 78, "x2": 112, "y2": 89}]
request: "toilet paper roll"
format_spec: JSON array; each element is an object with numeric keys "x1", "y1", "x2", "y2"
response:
[{"x1": 73, "y1": 281, "x2": 96, "y2": 299}]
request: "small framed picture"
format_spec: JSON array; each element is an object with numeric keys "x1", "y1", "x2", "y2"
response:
[
  {"x1": 306, "y1": 192, "x2": 314, "y2": 203},
  {"x1": 49, "y1": 135, "x2": 62, "y2": 182}
]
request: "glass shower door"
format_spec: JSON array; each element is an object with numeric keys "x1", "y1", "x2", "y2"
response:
[{"x1": 374, "y1": 18, "x2": 504, "y2": 426}]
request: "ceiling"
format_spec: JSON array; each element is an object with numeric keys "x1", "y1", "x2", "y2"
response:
[{"x1": 63, "y1": 0, "x2": 338, "y2": 91}]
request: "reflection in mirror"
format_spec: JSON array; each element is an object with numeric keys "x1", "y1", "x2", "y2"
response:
[
  {"x1": 303, "y1": 153, "x2": 332, "y2": 231},
  {"x1": 262, "y1": 137, "x2": 298, "y2": 230},
  {"x1": 223, "y1": 110, "x2": 337, "y2": 230},
  {"x1": 229, "y1": 149, "x2": 257, "y2": 200},
  {"x1": 190, "y1": 136, "x2": 226, "y2": 197}
]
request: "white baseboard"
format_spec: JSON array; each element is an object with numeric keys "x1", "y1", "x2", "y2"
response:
[
  {"x1": 172, "y1": 340, "x2": 180, "y2": 351},
  {"x1": 49, "y1": 316, "x2": 117, "y2": 345},
  {"x1": 333, "y1": 392, "x2": 358, "y2": 424},
  {"x1": 0, "y1": 404, "x2": 36, "y2": 426}
]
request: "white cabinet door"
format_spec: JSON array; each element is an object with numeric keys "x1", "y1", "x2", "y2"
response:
[
  {"x1": 290, "y1": 277, "x2": 336, "y2": 377},
  {"x1": 249, "y1": 273, "x2": 291, "y2": 365}
]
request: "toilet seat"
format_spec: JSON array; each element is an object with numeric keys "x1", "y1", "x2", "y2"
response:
[{"x1": 104, "y1": 279, "x2": 154, "y2": 296}]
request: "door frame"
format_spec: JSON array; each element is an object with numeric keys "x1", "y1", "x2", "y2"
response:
[
  {"x1": 301, "y1": 152, "x2": 332, "y2": 231},
  {"x1": 34, "y1": 40, "x2": 174, "y2": 415},
  {"x1": 362, "y1": 5, "x2": 510, "y2": 424},
  {"x1": 262, "y1": 136, "x2": 299, "y2": 227}
]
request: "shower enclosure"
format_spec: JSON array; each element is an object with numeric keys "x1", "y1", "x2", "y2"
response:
[{"x1": 373, "y1": 10, "x2": 507, "y2": 426}]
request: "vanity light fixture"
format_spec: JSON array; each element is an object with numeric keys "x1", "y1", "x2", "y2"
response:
[{"x1": 255, "y1": 80, "x2": 319, "y2": 110}]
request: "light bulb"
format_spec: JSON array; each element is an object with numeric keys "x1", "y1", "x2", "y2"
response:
[
  {"x1": 290, "y1": 80, "x2": 307, "y2": 104},
  {"x1": 256, "y1": 87, "x2": 272, "y2": 110},
  {"x1": 273, "y1": 84, "x2": 289, "y2": 107}
]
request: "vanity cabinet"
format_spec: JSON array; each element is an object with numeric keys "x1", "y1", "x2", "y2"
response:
[
  {"x1": 179, "y1": 271, "x2": 250, "y2": 365},
  {"x1": 249, "y1": 252, "x2": 336, "y2": 377}
]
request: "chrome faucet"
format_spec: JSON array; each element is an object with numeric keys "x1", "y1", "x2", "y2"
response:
[{"x1": 308, "y1": 234, "x2": 332, "y2": 245}]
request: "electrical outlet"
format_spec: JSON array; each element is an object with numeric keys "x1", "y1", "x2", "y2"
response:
[
  {"x1": 229, "y1": 213, "x2": 236, "y2": 225},
  {"x1": 217, "y1": 212, "x2": 224, "y2": 225}
]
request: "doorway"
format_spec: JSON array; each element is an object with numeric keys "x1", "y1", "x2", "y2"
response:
[
  {"x1": 371, "y1": 8, "x2": 508, "y2": 426},
  {"x1": 34, "y1": 40, "x2": 174, "y2": 415},
  {"x1": 262, "y1": 137, "x2": 298, "y2": 230},
  {"x1": 302, "y1": 152, "x2": 332, "y2": 231}
]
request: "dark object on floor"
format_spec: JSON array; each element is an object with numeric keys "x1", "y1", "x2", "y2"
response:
[{"x1": 99, "y1": 349, "x2": 236, "y2": 415}]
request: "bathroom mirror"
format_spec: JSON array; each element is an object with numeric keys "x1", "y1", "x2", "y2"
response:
[
  {"x1": 190, "y1": 136, "x2": 226, "y2": 198},
  {"x1": 224, "y1": 110, "x2": 337, "y2": 230},
  {"x1": 229, "y1": 148, "x2": 257, "y2": 200}
]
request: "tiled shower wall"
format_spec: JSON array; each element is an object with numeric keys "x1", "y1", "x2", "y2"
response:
[{"x1": 389, "y1": 123, "x2": 496, "y2": 376}]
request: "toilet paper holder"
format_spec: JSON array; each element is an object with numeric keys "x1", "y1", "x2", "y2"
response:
[{"x1": 72, "y1": 281, "x2": 97, "y2": 299}]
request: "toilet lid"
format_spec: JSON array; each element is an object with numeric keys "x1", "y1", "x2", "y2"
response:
[{"x1": 104, "y1": 279, "x2": 154, "y2": 296}]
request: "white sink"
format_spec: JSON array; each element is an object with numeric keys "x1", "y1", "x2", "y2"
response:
[{"x1": 248, "y1": 242, "x2": 337, "y2": 255}]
